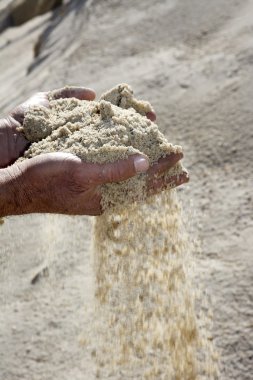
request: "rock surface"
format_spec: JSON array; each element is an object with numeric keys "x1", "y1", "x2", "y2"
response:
[
  {"x1": 0, "y1": 0, "x2": 62, "y2": 32},
  {"x1": 0, "y1": 0, "x2": 13, "y2": 32},
  {"x1": 10, "y1": 0, "x2": 62, "y2": 26}
]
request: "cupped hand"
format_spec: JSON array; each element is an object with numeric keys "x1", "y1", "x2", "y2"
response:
[
  {"x1": 0, "y1": 88, "x2": 188, "y2": 217},
  {"x1": 146, "y1": 153, "x2": 188, "y2": 196},
  {"x1": 5, "y1": 151, "x2": 188, "y2": 216},
  {"x1": 0, "y1": 87, "x2": 96, "y2": 168}
]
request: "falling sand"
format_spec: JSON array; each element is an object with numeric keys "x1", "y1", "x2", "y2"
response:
[{"x1": 20, "y1": 84, "x2": 219, "y2": 379}]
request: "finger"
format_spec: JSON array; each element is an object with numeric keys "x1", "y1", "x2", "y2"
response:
[
  {"x1": 80, "y1": 154, "x2": 149, "y2": 185},
  {"x1": 146, "y1": 111, "x2": 156, "y2": 122},
  {"x1": 147, "y1": 152, "x2": 183, "y2": 178},
  {"x1": 51, "y1": 86, "x2": 96, "y2": 101},
  {"x1": 11, "y1": 93, "x2": 49, "y2": 124},
  {"x1": 147, "y1": 171, "x2": 189, "y2": 196}
]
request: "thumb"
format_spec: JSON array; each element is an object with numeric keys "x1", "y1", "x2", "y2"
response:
[{"x1": 83, "y1": 154, "x2": 149, "y2": 185}]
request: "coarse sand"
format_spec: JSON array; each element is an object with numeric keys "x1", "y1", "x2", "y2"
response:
[
  {"x1": 1, "y1": 1, "x2": 252, "y2": 379},
  {"x1": 92, "y1": 191, "x2": 219, "y2": 379},
  {"x1": 20, "y1": 84, "x2": 219, "y2": 379}
]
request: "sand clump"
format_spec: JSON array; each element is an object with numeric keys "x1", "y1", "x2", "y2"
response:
[
  {"x1": 21, "y1": 83, "x2": 185, "y2": 209},
  {"x1": 20, "y1": 84, "x2": 219, "y2": 379}
]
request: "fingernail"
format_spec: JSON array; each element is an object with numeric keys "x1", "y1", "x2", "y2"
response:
[
  {"x1": 134, "y1": 156, "x2": 149, "y2": 173},
  {"x1": 146, "y1": 111, "x2": 156, "y2": 122}
]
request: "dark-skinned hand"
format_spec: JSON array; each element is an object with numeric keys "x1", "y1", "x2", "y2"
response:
[{"x1": 0, "y1": 87, "x2": 188, "y2": 217}]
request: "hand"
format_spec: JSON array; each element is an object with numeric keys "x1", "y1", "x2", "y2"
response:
[
  {"x1": 146, "y1": 154, "x2": 188, "y2": 196},
  {"x1": 0, "y1": 150, "x2": 187, "y2": 217},
  {"x1": 0, "y1": 87, "x2": 96, "y2": 168},
  {"x1": 0, "y1": 89, "x2": 188, "y2": 217}
]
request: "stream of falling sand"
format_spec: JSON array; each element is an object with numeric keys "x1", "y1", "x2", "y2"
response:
[{"x1": 92, "y1": 190, "x2": 219, "y2": 379}]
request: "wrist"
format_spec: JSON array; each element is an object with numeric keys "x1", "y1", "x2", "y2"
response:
[{"x1": 0, "y1": 163, "x2": 30, "y2": 217}]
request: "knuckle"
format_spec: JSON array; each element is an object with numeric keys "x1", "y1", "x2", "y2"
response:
[
  {"x1": 116, "y1": 163, "x2": 126, "y2": 181},
  {"x1": 92, "y1": 166, "x2": 107, "y2": 184},
  {"x1": 101, "y1": 166, "x2": 109, "y2": 182},
  {"x1": 100, "y1": 164, "x2": 119, "y2": 183}
]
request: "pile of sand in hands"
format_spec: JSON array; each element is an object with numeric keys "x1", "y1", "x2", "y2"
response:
[
  {"x1": 20, "y1": 85, "x2": 219, "y2": 378},
  {"x1": 20, "y1": 83, "x2": 187, "y2": 209}
]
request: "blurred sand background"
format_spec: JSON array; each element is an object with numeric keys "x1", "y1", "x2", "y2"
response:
[{"x1": 0, "y1": 0, "x2": 252, "y2": 379}]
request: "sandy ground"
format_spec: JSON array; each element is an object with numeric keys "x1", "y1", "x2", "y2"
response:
[{"x1": 0, "y1": 0, "x2": 252, "y2": 379}]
